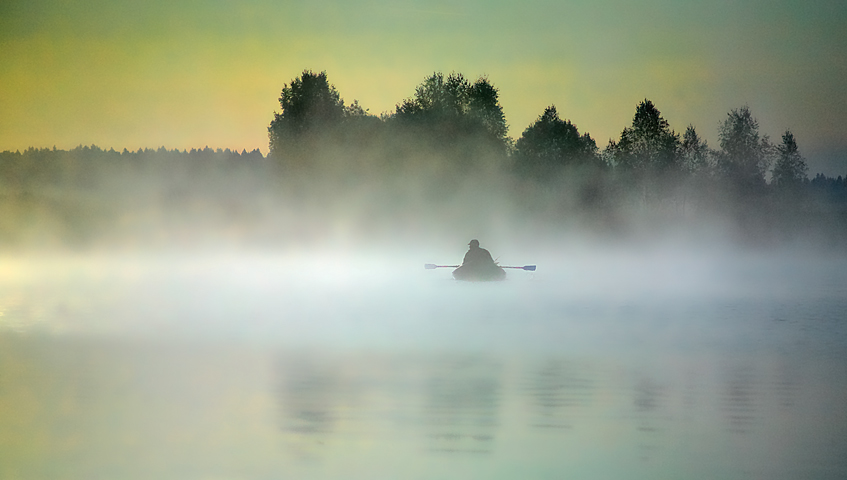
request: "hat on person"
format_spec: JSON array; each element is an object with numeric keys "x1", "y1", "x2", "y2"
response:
[{"x1": 468, "y1": 239, "x2": 480, "y2": 247}]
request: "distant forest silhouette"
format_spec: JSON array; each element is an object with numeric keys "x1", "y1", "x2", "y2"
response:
[{"x1": 1, "y1": 69, "x2": 845, "y2": 248}]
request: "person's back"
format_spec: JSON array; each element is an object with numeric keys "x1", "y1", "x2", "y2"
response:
[
  {"x1": 453, "y1": 239, "x2": 505, "y2": 281},
  {"x1": 462, "y1": 243, "x2": 494, "y2": 266}
]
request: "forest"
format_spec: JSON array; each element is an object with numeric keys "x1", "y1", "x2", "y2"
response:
[{"x1": 1, "y1": 70, "x2": 845, "y2": 250}]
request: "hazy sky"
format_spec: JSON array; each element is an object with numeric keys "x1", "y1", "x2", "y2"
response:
[{"x1": 1, "y1": 0, "x2": 845, "y2": 174}]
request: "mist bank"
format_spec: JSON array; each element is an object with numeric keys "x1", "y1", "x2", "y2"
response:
[
  {"x1": 3, "y1": 70, "x2": 846, "y2": 252},
  {"x1": 1, "y1": 145, "x2": 845, "y2": 253}
]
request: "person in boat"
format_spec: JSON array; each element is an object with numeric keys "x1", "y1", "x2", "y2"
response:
[{"x1": 453, "y1": 239, "x2": 506, "y2": 281}]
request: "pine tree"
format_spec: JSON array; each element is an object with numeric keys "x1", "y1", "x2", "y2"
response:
[{"x1": 771, "y1": 130, "x2": 808, "y2": 187}]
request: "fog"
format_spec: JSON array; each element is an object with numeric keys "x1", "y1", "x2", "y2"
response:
[
  {"x1": 3, "y1": 244, "x2": 847, "y2": 478},
  {"x1": 2, "y1": 144, "x2": 847, "y2": 479}
]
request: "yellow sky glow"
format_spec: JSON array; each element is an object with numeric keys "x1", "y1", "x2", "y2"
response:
[{"x1": 1, "y1": 0, "x2": 845, "y2": 172}]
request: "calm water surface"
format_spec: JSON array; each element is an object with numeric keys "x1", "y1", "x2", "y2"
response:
[{"x1": 1, "y1": 249, "x2": 845, "y2": 479}]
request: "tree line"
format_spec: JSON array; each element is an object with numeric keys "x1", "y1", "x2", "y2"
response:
[
  {"x1": 1, "y1": 69, "x2": 845, "y2": 247},
  {"x1": 0, "y1": 145, "x2": 274, "y2": 247},
  {"x1": 261, "y1": 69, "x2": 847, "y2": 245},
  {"x1": 268, "y1": 70, "x2": 824, "y2": 190}
]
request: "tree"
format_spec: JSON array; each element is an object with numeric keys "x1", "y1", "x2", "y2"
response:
[
  {"x1": 514, "y1": 105, "x2": 598, "y2": 175},
  {"x1": 771, "y1": 130, "x2": 808, "y2": 187},
  {"x1": 268, "y1": 70, "x2": 345, "y2": 159},
  {"x1": 468, "y1": 77, "x2": 509, "y2": 145},
  {"x1": 394, "y1": 72, "x2": 467, "y2": 125},
  {"x1": 391, "y1": 72, "x2": 509, "y2": 154},
  {"x1": 717, "y1": 106, "x2": 772, "y2": 189},
  {"x1": 609, "y1": 100, "x2": 679, "y2": 173},
  {"x1": 679, "y1": 125, "x2": 712, "y2": 175}
]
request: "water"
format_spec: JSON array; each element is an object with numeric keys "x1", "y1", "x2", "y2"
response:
[{"x1": 1, "y1": 248, "x2": 846, "y2": 479}]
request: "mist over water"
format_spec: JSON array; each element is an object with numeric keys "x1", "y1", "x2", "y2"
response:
[{"x1": 2, "y1": 235, "x2": 846, "y2": 479}]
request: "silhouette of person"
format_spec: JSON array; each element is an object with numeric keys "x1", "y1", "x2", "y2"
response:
[{"x1": 453, "y1": 239, "x2": 505, "y2": 281}]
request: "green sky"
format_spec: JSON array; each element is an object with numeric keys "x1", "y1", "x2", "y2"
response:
[{"x1": 1, "y1": 0, "x2": 845, "y2": 173}]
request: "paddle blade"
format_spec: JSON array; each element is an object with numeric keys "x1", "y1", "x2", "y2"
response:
[
  {"x1": 424, "y1": 263, "x2": 438, "y2": 269},
  {"x1": 523, "y1": 265, "x2": 536, "y2": 271}
]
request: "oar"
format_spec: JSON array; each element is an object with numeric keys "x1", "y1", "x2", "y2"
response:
[
  {"x1": 501, "y1": 265, "x2": 536, "y2": 271},
  {"x1": 424, "y1": 263, "x2": 536, "y2": 271}
]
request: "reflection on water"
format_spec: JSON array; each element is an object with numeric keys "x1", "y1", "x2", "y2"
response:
[
  {"x1": 1, "y1": 251, "x2": 846, "y2": 479},
  {"x1": 279, "y1": 356, "x2": 341, "y2": 443},
  {"x1": 423, "y1": 356, "x2": 500, "y2": 455},
  {"x1": 2, "y1": 337, "x2": 847, "y2": 479},
  {"x1": 524, "y1": 359, "x2": 595, "y2": 431},
  {"x1": 721, "y1": 365, "x2": 759, "y2": 435}
]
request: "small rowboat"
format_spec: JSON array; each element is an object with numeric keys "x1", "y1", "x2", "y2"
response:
[
  {"x1": 424, "y1": 263, "x2": 535, "y2": 282},
  {"x1": 451, "y1": 264, "x2": 507, "y2": 282}
]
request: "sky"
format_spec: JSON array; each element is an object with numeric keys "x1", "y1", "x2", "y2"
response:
[{"x1": 1, "y1": 0, "x2": 845, "y2": 175}]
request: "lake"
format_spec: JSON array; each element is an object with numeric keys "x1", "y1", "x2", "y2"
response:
[{"x1": 1, "y1": 246, "x2": 845, "y2": 479}]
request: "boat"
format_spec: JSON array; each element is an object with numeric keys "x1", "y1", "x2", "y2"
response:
[{"x1": 452, "y1": 264, "x2": 507, "y2": 282}]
